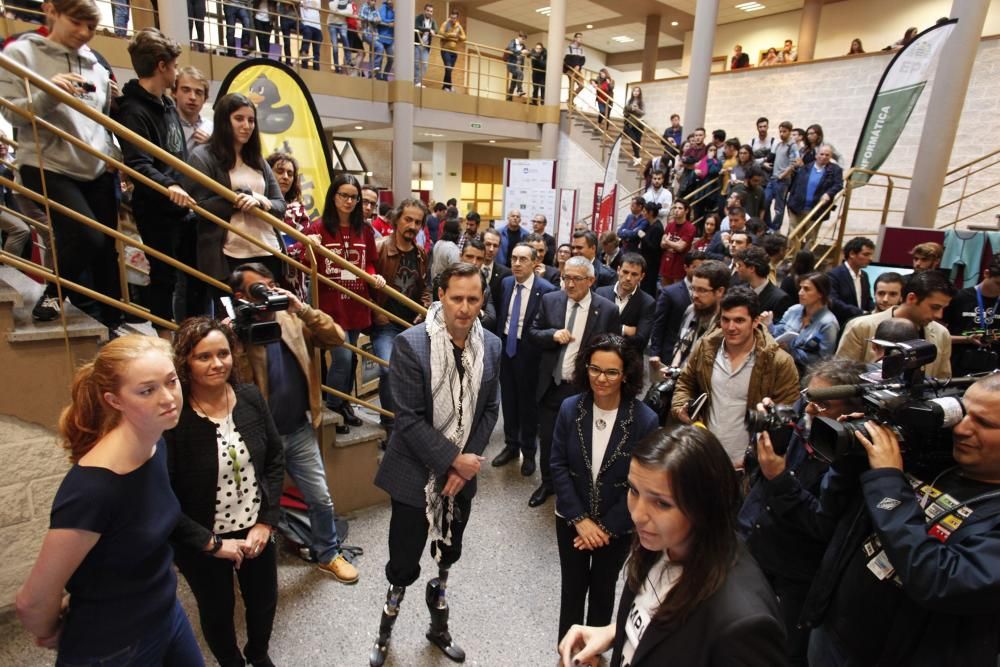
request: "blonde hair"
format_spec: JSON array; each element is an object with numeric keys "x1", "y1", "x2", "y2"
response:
[
  {"x1": 174, "y1": 66, "x2": 210, "y2": 97},
  {"x1": 59, "y1": 336, "x2": 174, "y2": 463},
  {"x1": 50, "y1": 0, "x2": 101, "y2": 22}
]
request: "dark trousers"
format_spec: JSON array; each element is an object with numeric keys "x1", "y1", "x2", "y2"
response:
[
  {"x1": 499, "y1": 345, "x2": 540, "y2": 458},
  {"x1": 253, "y1": 18, "x2": 271, "y2": 55},
  {"x1": 531, "y1": 73, "x2": 545, "y2": 105},
  {"x1": 442, "y1": 50, "x2": 458, "y2": 88},
  {"x1": 133, "y1": 205, "x2": 179, "y2": 323},
  {"x1": 175, "y1": 531, "x2": 278, "y2": 667},
  {"x1": 173, "y1": 219, "x2": 211, "y2": 319},
  {"x1": 299, "y1": 24, "x2": 322, "y2": 70},
  {"x1": 624, "y1": 120, "x2": 643, "y2": 159},
  {"x1": 537, "y1": 380, "x2": 578, "y2": 486},
  {"x1": 386, "y1": 494, "x2": 472, "y2": 587},
  {"x1": 279, "y1": 16, "x2": 298, "y2": 63},
  {"x1": 187, "y1": 0, "x2": 205, "y2": 44},
  {"x1": 769, "y1": 573, "x2": 812, "y2": 666},
  {"x1": 19, "y1": 167, "x2": 121, "y2": 325},
  {"x1": 555, "y1": 518, "x2": 631, "y2": 640}
]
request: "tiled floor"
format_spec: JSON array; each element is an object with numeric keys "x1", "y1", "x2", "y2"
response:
[{"x1": 0, "y1": 407, "x2": 619, "y2": 666}]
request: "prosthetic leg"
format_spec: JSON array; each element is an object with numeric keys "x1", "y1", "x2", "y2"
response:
[
  {"x1": 425, "y1": 568, "x2": 466, "y2": 662},
  {"x1": 369, "y1": 585, "x2": 405, "y2": 667}
]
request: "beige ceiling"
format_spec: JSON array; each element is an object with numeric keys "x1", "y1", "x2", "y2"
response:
[{"x1": 454, "y1": 0, "x2": 819, "y2": 56}]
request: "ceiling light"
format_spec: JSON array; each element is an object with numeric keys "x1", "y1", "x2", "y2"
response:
[
  {"x1": 488, "y1": 140, "x2": 496, "y2": 144},
  {"x1": 671, "y1": 21, "x2": 679, "y2": 26},
  {"x1": 611, "y1": 36, "x2": 635, "y2": 44},
  {"x1": 536, "y1": 7, "x2": 551, "y2": 16},
  {"x1": 586, "y1": 24, "x2": 593, "y2": 29},
  {"x1": 354, "y1": 125, "x2": 364, "y2": 130},
  {"x1": 735, "y1": 2, "x2": 766, "y2": 11}
]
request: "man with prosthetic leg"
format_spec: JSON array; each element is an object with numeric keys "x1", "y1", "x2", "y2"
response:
[{"x1": 368, "y1": 263, "x2": 501, "y2": 666}]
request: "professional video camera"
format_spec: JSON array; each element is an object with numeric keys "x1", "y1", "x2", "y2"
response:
[
  {"x1": 232, "y1": 281, "x2": 290, "y2": 345},
  {"x1": 804, "y1": 340, "x2": 985, "y2": 472},
  {"x1": 643, "y1": 367, "x2": 682, "y2": 422}
]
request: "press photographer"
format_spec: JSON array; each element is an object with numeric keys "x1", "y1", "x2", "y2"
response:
[
  {"x1": 799, "y1": 372, "x2": 1000, "y2": 666},
  {"x1": 738, "y1": 358, "x2": 868, "y2": 666}
]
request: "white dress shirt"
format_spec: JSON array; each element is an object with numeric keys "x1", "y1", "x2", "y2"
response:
[
  {"x1": 505, "y1": 273, "x2": 535, "y2": 340},
  {"x1": 561, "y1": 291, "x2": 592, "y2": 381},
  {"x1": 845, "y1": 262, "x2": 863, "y2": 307}
]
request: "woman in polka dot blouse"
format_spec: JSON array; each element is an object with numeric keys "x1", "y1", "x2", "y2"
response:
[{"x1": 164, "y1": 317, "x2": 285, "y2": 667}]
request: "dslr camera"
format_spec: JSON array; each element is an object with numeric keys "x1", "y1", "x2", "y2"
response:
[
  {"x1": 233, "y1": 282, "x2": 290, "y2": 345},
  {"x1": 745, "y1": 403, "x2": 800, "y2": 456},
  {"x1": 644, "y1": 367, "x2": 682, "y2": 421},
  {"x1": 806, "y1": 340, "x2": 976, "y2": 472}
]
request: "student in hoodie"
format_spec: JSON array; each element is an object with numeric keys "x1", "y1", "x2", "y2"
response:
[
  {"x1": 0, "y1": 0, "x2": 124, "y2": 333},
  {"x1": 113, "y1": 28, "x2": 194, "y2": 336}
]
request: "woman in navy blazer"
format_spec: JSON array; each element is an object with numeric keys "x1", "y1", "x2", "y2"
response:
[{"x1": 550, "y1": 333, "x2": 659, "y2": 641}]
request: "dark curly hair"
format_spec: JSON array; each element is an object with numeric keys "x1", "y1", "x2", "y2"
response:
[
  {"x1": 172, "y1": 317, "x2": 241, "y2": 391},
  {"x1": 573, "y1": 333, "x2": 644, "y2": 401}
]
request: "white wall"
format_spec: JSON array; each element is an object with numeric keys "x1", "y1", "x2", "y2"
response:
[
  {"x1": 679, "y1": 0, "x2": 1000, "y2": 73},
  {"x1": 636, "y1": 37, "x2": 1000, "y2": 234}
]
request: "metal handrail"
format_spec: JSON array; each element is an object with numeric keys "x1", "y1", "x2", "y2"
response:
[{"x1": 0, "y1": 52, "x2": 425, "y2": 319}]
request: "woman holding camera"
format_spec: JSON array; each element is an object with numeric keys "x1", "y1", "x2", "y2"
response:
[
  {"x1": 186, "y1": 93, "x2": 287, "y2": 284},
  {"x1": 558, "y1": 425, "x2": 788, "y2": 667},
  {"x1": 550, "y1": 334, "x2": 659, "y2": 642},
  {"x1": 0, "y1": 0, "x2": 123, "y2": 330},
  {"x1": 292, "y1": 173, "x2": 386, "y2": 432},
  {"x1": 165, "y1": 317, "x2": 284, "y2": 667},
  {"x1": 765, "y1": 272, "x2": 839, "y2": 374}
]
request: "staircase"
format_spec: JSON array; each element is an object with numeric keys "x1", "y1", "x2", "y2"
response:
[{"x1": 564, "y1": 109, "x2": 651, "y2": 190}]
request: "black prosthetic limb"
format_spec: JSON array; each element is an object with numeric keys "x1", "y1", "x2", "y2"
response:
[
  {"x1": 425, "y1": 568, "x2": 466, "y2": 662},
  {"x1": 369, "y1": 585, "x2": 405, "y2": 667}
]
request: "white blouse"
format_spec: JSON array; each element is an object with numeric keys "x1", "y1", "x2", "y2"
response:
[
  {"x1": 622, "y1": 556, "x2": 682, "y2": 666},
  {"x1": 223, "y1": 162, "x2": 279, "y2": 259},
  {"x1": 207, "y1": 412, "x2": 262, "y2": 533}
]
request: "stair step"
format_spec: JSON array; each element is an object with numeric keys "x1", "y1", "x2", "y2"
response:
[{"x1": 0, "y1": 266, "x2": 107, "y2": 343}]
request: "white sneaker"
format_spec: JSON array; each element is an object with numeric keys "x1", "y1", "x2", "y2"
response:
[{"x1": 633, "y1": 158, "x2": 642, "y2": 166}]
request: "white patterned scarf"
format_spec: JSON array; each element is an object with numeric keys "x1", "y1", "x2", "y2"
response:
[{"x1": 424, "y1": 301, "x2": 484, "y2": 556}]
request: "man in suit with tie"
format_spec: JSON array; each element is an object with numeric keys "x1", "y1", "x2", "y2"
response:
[
  {"x1": 571, "y1": 230, "x2": 616, "y2": 288},
  {"x1": 735, "y1": 246, "x2": 794, "y2": 321},
  {"x1": 492, "y1": 243, "x2": 556, "y2": 475},
  {"x1": 525, "y1": 256, "x2": 622, "y2": 507},
  {"x1": 370, "y1": 263, "x2": 501, "y2": 667},
  {"x1": 596, "y1": 253, "x2": 656, "y2": 352},
  {"x1": 827, "y1": 236, "x2": 875, "y2": 326}
]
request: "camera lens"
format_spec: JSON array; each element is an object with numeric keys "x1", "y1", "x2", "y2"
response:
[{"x1": 248, "y1": 282, "x2": 270, "y2": 300}]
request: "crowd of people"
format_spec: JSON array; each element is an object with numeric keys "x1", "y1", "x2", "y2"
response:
[{"x1": 3, "y1": 2, "x2": 1000, "y2": 667}]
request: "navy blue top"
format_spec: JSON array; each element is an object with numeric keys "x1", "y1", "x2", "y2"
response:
[
  {"x1": 49, "y1": 441, "x2": 180, "y2": 660},
  {"x1": 265, "y1": 339, "x2": 310, "y2": 434}
]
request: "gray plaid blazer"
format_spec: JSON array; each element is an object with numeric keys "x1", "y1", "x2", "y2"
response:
[{"x1": 374, "y1": 323, "x2": 501, "y2": 507}]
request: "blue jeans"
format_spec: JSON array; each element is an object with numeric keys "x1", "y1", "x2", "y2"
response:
[
  {"x1": 370, "y1": 322, "x2": 406, "y2": 424},
  {"x1": 223, "y1": 4, "x2": 252, "y2": 57},
  {"x1": 764, "y1": 178, "x2": 790, "y2": 231},
  {"x1": 327, "y1": 23, "x2": 351, "y2": 68},
  {"x1": 282, "y1": 422, "x2": 342, "y2": 564},
  {"x1": 279, "y1": 16, "x2": 298, "y2": 62},
  {"x1": 381, "y1": 39, "x2": 394, "y2": 75},
  {"x1": 56, "y1": 600, "x2": 203, "y2": 667},
  {"x1": 112, "y1": 0, "x2": 129, "y2": 37},
  {"x1": 325, "y1": 328, "x2": 361, "y2": 409},
  {"x1": 363, "y1": 33, "x2": 385, "y2": 77},
  {"x1": 414, "y1": 45, "x2": 430, "y2": 83}
]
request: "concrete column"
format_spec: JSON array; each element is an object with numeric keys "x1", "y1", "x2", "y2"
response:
[
  {"x1": 391, "y1": 0, "x2": 416, "y2": 202},
  {"x1": 903, "y1": 5, "x2": 988, "y2": 229},
  {"x1": 541, "y1": 0, "x2": 567, "y2": 159},
  {"x1": 157, "y1": 1, "x2": 188, "y2": 45},
  {"x1": 394, "y1": 0, "x2": 415, "y2": 82},
  {"x1": 642, "y1": 14, "x2": 661, "y2": 81},
  {"x1": 431, "y1": 142, "x2": 463, "y2": 203},
  {"x1": 797, "y1": 0, "x2": 822, "y2": 62},
  {"x1": 682, "y1": 0, "x2": 719, "y2": 132}
]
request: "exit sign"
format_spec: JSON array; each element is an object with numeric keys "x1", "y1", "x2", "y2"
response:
[{"x1": 470, "y1": 122, "x2": 482, "y2": 129}]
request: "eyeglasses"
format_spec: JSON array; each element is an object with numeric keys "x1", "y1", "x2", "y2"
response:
[
  {"x1": 561, "y1": 274, "x2": 590, "y2": 283},
  {"x1": 587, "y1": 365, "x2": 623, "y2": 380},
  {"x1": 336, "y1": 192, "x2": 360, "y2": 202}
]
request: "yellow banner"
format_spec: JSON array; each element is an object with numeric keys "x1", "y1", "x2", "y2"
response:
[{"x1": 220, "y1": 61, "x2": 331, "y2": 223}]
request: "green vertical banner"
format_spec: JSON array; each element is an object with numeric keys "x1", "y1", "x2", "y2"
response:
[{"x1": 850, "y1": 20, "x2": 956, "y2": 185}]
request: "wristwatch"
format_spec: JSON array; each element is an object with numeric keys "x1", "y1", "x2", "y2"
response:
[{"x1": 207, "y1": 533, "x2": 223, "y2": 554}]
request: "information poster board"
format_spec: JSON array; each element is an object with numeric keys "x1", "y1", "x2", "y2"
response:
[
  {"x1": 502, "y1": 159, "x2": 558, "y2": 229},
  {"x1": 556, "y1": 188, "x2": 578, "y2": 246}
]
